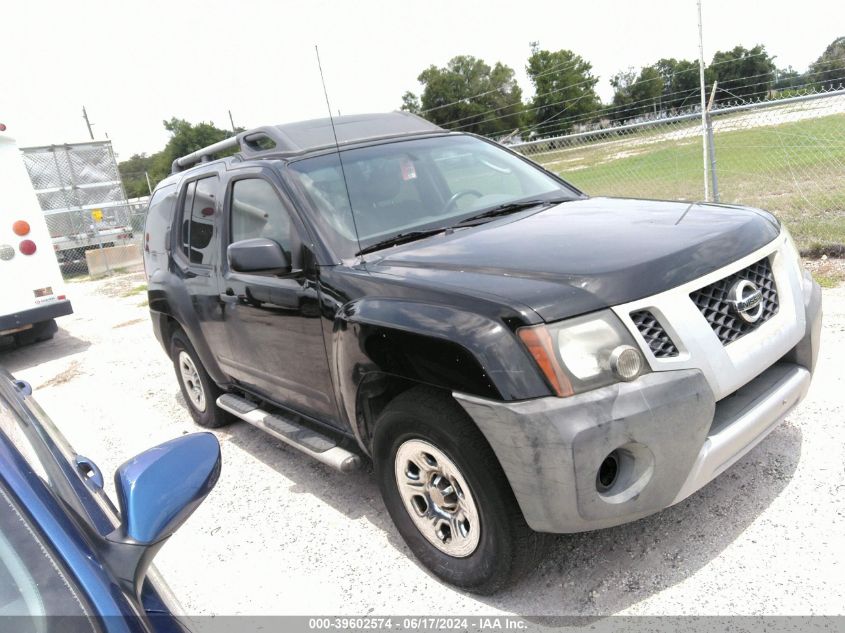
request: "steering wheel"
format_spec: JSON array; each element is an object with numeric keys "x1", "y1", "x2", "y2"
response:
[{"x1": 444, "y1": 189, "x2": 483, "y2": 213}]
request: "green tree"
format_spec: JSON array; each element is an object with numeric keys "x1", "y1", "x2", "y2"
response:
[
  {"x1": 118, "y1": 153, "x2": 155, "y2": 198},
  {"x1": 400, "y1": 91, "x2": 421, "y2": 114},
  {"x1": 774, "y1": 66, "x2": 806, "y2": 90},
  {"x1": 151, "y1": 118, "x2": 237, "y2": 182},
  {"x1": 709, "y1": 45, "x2": 775, "y2": 103},
  {"x1": 809, "y1": 36, "x2": 845, "y2": 90},
  {"x1": 525, "y1": 47, "x2": 599, "y2": 136},
  {"x1": 119, "y1": 118, "x2": 240, "y2": 194},
  {"x1": 413, "y1": 55, "x2": 524, "y2": 136},
  {"x1": 609, "y1": 68, "x2": 637, "y2": 117},
  {"x1": 609, "y1": 65, "x2": 664, "y2": 120},
  {"x1": 654, "y1": 58, "x2": 703, "y2": 111}
]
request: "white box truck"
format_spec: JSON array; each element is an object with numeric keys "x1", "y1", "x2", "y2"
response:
[{"x1": 0, "y1": 123, "x2": 72, "y2": 346}]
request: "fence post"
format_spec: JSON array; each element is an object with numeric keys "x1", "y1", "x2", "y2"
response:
[
  {"x1": 697, "y1": 0, "x2": 710, "y2": 202},
  {"x1": 706, "y1": 82, "x2": 719, "y2": 202}
]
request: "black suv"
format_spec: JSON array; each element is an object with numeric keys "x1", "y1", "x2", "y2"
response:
[{"x1": 144, "y1": 111, "x2": 821, "y2": 593}]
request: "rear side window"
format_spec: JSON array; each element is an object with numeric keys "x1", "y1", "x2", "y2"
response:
[
  {"x1": 179, "y1": 176, "x2": 218, "y2": 265},
  {"x1": 230, "y1": 179, "x2": 294, "y2": 254}
]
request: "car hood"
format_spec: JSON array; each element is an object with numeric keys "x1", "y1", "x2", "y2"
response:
[{"x1": 366, "y1": 197, "x2": 781, "y2": 322}]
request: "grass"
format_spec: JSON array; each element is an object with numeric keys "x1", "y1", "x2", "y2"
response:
[
  {"x1": 533, "y1": 112, "x2": 845, "y2": 252},
  {"x1": 121, "y1": 283, "x2": 147, "y2": 297},
  {"x1": 814, "y1": 274, "x2": 842, "y2": 288}
]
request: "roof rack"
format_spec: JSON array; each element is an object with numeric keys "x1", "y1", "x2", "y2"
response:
[
  {"x1": 171, "y1": 127, "x2": 284, "y2": 174},
  {"x1": 171, "y1": 112, "x2": 446, "y2": 174}
]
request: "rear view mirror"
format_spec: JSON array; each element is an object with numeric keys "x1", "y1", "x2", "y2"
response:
[
  {"x1": 105, "y1": 433, "x2": 221, "y2": 598},
  {"x1": 228, "y1": 237, "x2": 291, "y2": 273}
]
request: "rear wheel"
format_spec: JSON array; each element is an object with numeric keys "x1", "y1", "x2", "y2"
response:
[
  {"x1": 14, "y1": 319, "x2": 57, "y2": 346},
  {"x1": 170, "y1": 329, "x2": 231, "y2": 428},
  {"x1": 373, "y1": 387, "x2": 547, "y2": 594}
]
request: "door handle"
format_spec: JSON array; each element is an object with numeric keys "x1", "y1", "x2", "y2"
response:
[{"x1": 219, "y1": 289, "x2": 239, "y2": 304}]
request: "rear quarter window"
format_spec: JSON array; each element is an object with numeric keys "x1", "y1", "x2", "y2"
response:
[{"x1": 143, "y1": 184, "x2": 177, "y2": 254}]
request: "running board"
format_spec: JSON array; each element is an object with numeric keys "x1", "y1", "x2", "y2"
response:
[{"x1": 216, "y1": 394, "x2": 362, "y2": 473}]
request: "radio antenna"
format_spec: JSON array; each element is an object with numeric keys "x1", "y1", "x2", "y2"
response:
[{"x1": 315, "y1": 45, "x2": 362, "y2": 256}]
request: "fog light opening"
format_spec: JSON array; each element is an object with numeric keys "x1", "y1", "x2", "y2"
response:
[{"x1": 596, "y1": 450, "x2": 620, "y2": 492}]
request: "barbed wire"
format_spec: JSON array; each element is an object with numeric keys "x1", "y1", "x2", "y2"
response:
[{"x1": 528, "y1": 67, "x2": 845, "y2": 136}]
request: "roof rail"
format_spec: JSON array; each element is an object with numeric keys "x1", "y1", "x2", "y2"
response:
[
  {"x1": 170, "y1": 125, "x2": 300, "y2": 174},
  {"x1": 171, "y1": 136, "x2": 239, "y2": 173}
]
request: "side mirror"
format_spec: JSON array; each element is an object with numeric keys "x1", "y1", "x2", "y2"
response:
[
  {"x1": 228, "y1": 237, "x2": 291, "y2": 273},
  {"x1": 104, "y1": 433, "x2": 221, "y2": 599}
]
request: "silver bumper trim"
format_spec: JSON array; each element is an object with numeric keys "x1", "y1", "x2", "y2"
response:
[{"x1": 671, "y1": 363, "x2": 811, "y2": 504}]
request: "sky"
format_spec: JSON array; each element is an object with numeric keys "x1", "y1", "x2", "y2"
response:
[{"x1": 1, "y1": 0, "x2": 842, "y2": 160}]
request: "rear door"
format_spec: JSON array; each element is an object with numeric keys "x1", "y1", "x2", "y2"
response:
[
  {"x1": 170, "y1": 171, "x2": 231, "y2": 365},
  {"x1": 216, "y1": 166, "x2": 339, "y2": 426}
]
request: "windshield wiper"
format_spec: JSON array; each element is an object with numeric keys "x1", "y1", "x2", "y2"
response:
[
  {"x1": 453, "y1": 197, "x2": 570, "y2": 227},
  {"x1": 356, "y1": 228, "x2": 448, "y2": 256}
]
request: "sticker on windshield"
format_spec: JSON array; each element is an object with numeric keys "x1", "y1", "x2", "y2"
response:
[{"x1": 400, "y1": 158, "x2": 417, "y2": 181}]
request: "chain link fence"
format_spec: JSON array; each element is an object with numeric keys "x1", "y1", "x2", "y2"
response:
[
  {"x1": 20, "y1": 140, "x2": 145, "y2": 278},
  {"x1": 509, "y1": 88, "x2": 845, "y2": 253}
]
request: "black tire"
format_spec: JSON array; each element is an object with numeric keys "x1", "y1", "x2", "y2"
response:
[
  {"x1": 373, "y1": 387, "x2": 547, "y2": 594},
  {"x1": 14, "y1": 319, "x2": 57, "y2": 346},
  {"x1": 170, "y1": 329, "x2": 231, "y2": 428}
]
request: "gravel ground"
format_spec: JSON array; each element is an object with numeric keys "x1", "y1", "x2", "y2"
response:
[{"x1": 1, "y1": 271, "x2": 843, "y2": 618}]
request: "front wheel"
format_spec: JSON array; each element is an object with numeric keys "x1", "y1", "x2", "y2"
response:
[{"x1": 373, "y1": 387, "x2": 547, "y2": 594}]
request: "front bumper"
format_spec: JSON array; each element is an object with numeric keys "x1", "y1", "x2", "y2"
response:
[{"x1": 455, "y1": 272, "x2": 821, "y2": 534}]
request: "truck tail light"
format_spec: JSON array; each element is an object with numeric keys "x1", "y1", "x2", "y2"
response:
[
  {"x1": 19, "y1": 240, "x2": 37, "y2": 255},
  {"x1": 13, "y1": 220, "x2": 31, "y2": 236},
  {"x1": 144, "y1": 232, "x2": 150, "y2": 252}
]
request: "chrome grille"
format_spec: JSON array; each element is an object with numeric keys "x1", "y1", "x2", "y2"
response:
[
  {"x1": 630, "y1": 310, "x2": 679, "y2": 358},
  {"x1": 690, "y1": 257, "x2": 778, "y2": 345}
]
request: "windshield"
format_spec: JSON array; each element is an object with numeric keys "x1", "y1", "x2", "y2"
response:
[{"x1": 286, "y1": 134, "x2": 578, "y2": 257}]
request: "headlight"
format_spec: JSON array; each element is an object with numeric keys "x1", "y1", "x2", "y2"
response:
[{"x1": 518, "y1": 310, "x2": 648, "y2": 397}]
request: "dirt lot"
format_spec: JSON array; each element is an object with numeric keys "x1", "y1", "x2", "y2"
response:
[{"x1": 2, "y1": 271, "x2": 844, "y2": 618}]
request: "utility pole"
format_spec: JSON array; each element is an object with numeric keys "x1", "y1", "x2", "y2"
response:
[
  {"x1": 228, "y1": 109, "x2": 236, "y2": 133},
  {"x1": 82, "y1": 106, "x2": 95, "y2": 140},
  {"x1": 697, "y1": 0, "x2": 710, "y2": 202},
  {"x1": 145, "y1": 171, "x2": 153, "y2": 195}
]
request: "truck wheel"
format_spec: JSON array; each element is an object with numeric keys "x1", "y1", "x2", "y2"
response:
[
  {"x1": 170, "y1": 329, "x2": 231, "y2": 428},
  {"x1": 373, "y1": 387, "x2": 547, "y2": 594},
  {"x1": 15, "y1": 319, "x2": 58, "y2": 346}
]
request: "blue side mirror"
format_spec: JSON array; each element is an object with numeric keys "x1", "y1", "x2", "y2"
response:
[
  {"x1": 104, "y1": 433, "x2": 221, "y2": 598},
  {"x1": 114, "y1": 432, "x2": 221, "y2": 544}
]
